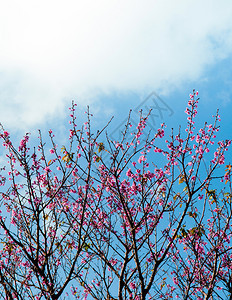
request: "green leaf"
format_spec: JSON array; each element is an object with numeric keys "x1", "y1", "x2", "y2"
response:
[
  {"x1": 61, "y1": 146, "x2": 66, "y2": 153},
  {"x1": 95, "y1": 156, "x2": 101, "y2": 162},
  {"x1": 179, "y1": 175, "x2": 185, "y2": 184},
  {"x1": 83, "y1": 242, "x2": 91, "y2": 251},
  {"x1": 98, "y1": 142, "x2": 105, "y2": 153},
  {"x1": 62, "y1": 153, "x2": 74, "y2": 163}
]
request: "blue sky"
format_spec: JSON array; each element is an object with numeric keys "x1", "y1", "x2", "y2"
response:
[
  {"x1": 0, "y1": 2, "x2": 232, "y2": 298},
  {"x1": 0, "y1": 0, "x2": 232, "y2": 148}
]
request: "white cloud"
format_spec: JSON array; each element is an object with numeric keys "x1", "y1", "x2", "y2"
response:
[{"x1": 0, "y1": 0, "x2": 232, "y2": 130}]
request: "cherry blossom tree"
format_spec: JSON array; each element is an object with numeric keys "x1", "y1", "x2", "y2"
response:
[{"x1": 0, "y1": 91, "x2": 231, "y2": 300}]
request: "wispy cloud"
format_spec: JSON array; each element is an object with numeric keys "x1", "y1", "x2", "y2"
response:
[{"x1": 0, "y1": 0, "x2": 232, "y2": 129}]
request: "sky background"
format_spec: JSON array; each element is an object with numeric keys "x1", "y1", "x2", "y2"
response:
[
  {"x1": 0, "y1": 2, "x2": 232, "y2": 298},
  {"x1": 0, "y1": 0, "x2": 232, "y2": 154}
]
